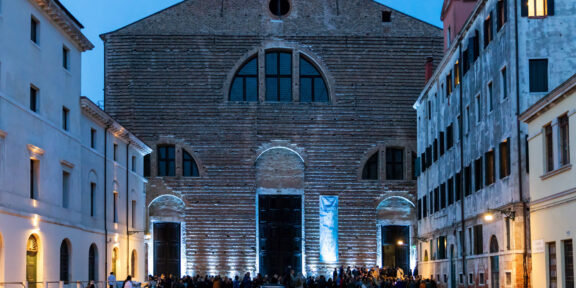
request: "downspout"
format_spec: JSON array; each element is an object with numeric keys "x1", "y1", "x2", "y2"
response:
[
  {"x1": 513, "y1": 1, "x2": 529, "y2": 287},
  {"x1": 126, "y1": 142, "x2": 131, "y2": 277},
  {"x1": 457, "y1": 43, "x2": 468, "y2": 288},
  {"x1": 104, "y1": 123, "x2": 111, "y2": 280}
]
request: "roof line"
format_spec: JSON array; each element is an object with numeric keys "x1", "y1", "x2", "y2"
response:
[
  {"x1": 374, "y1": 1, "x2": 443, "y2": 29},
  {"x1": 54, "y1": 0, "x2": 84, "y2": 28}
]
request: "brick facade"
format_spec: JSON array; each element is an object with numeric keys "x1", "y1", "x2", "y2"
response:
[{"x1": 102, "y1": 0, "x2": 443, "y2": 276}]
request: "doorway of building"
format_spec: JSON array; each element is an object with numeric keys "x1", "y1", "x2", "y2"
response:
[
  {"x1": 26, "y1": 235, "x2": 39, "y2": 288},
  {"x1": 154, "y1": 222, "x2": 181, "y2": 278},
  {"x1": 259, "y1": 195, "x2": 302, "y2": 276},
  {"x1": 450, "y1": 245, "x2": 456, "y2": 288},
  {"x1": 490, "y1": 236, "x2": 500, "y2": 288},
  {"x1": 381, "y1": 225, "x2": 409, "y2": 272}
]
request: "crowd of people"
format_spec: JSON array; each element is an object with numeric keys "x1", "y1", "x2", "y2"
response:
[{"x1": 131, "y1": 266, "x2": 438, "y2": 288}]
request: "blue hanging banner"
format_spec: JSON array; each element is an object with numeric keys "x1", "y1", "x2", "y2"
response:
[{"x1": 319, "y1": 195, "x2": 338, "y2": 263}]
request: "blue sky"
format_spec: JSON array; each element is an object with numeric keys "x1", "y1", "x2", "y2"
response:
[{"x1": 59, "y1": 0, "x2": 444, "y2": 104}]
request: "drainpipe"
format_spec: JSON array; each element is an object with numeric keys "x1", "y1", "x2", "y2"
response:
[
  {"x1": 513, "y1": 2, "x2": 529, "y2": 287},
  {"x1": 457, "y1": 43, "x2": 468, "y2": 288},
  {"x1": 105, "y1": 123, "x2": 111, "y2": 281},
  {"x1": 126, "y1": 142, "x2": 131, "y2": 277}
]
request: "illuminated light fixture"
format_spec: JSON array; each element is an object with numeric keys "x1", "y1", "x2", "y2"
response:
[
  {"x1": 32, "y1": 214, "x2": 39, "y2": 227},
  {"x1": 484, "y1": 213, "x2": 495, "y2": 222},
  {"x1": 32, "y1": 199, "x2": 38, "y2": 208},
  {"x1": 144, "y1": 233, "x2": 151, "y2": 240},
  {"x1": 114, "y1": 233, "x2": 119, "y2": 243},
  {"x1": 397, "y1": 240, "x2": 404, "y2": 246}
]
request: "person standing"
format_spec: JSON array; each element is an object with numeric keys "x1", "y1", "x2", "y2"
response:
[
  {"x1": 109, "y1": 272, "x2": 117, "y2": 288},
  {"x1": 122, "y1": 276, "x2": 133, "y2": 288}
]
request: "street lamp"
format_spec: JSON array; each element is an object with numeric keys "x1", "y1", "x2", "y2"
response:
[{"x1": 483, "y1": 208, "x2": 516, "y2": 222}]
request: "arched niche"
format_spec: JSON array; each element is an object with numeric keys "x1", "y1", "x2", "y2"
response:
[
  {"x1": 148, "y1": 194, "x2": 186, "y2": 223},
  {"x1": 376, "y1": 196, "x2": 415, "y2": 224},
  {"x1": 255, "y1": 147, "x2": 305, "y2": 195}
]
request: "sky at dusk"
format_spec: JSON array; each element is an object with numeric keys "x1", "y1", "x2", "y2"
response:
[{"x1": 58, "y1": 0, "x2": 444, "y2": 104}]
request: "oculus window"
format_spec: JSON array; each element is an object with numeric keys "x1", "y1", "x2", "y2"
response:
[{"x1": 269, "y1": 0, "x2": 290, "y2": 17}]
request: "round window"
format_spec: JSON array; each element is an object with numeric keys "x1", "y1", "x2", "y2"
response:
[{"x1": 269, "y1": 0, "x2": 290, "y2": 17}]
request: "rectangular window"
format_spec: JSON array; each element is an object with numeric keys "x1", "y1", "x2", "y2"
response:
[
  {"x1": 437, "y1": 236, "x2": 447, "y2": 259},
  {"x1": 433, "y1": 139, "x2": 439, "y2": 162},
  {"x1": 428, "y1": 101, "x2": 432, "y2": 120},
  {"x1": 454, "y1": 61, "x2": 461, "y2": 86},
  {"x1": 465, "y1": 165, "x2": 472, "y2": 196},
  {"x1": 62, "y1": 171, "x2": 70, "y2": 208},
  {"x1": 417, "y1": 198, "x2": 422, "y2": 220},
  {"x1": 484, "y1": 13, "x2": 493, "y2": 48},
  {"x1": 157, "y1": 145, "x2": 176, "y2": 176},
  {"x1": 506, "y1": 217, "x2": 511, "y2": 250},
  {"x1": 31, "y1": 17, "x2": 39, "y2": 44},
  {"x1": 559, "y1": 114, "x2": 570, "y2": 166},
  {"x1": 440, "y1": 132, "x2": 445, "y2": 156},
  {"x1": 506, "y1": 272, "x2": 512, "y2": 285},
  {"x1": 62, "y1": 107, "x2": 69, "y2": 131},
  {"x1": 144, "y1": 154, "x2": 151, "y2": 177},
  {"x1": 113, "y1": 143, "x2": 118, "y2": 162},
  {"x1": 113, "y1": 192, "x2": 119, "y2": 223},
  {"x1": 90, "y1": 182, "x2": 96, "y2": 217},
  {"x1": 479, "y1": 273, "x2": 485, "y2": 285},
  {"x1": 412, "y1": 152, "x2": 418, "y2": 180},
  {"x1": 447, "y1": 124, "x2": 454, "y2": 149},
  {"x1": 527, "y1": 0, "x2": 551, "y2": 17},
  {"x1": 564, "y1": 240, "x2": 574, "y2": 288},
  {"x1": 386, "y1": 148, "x2": 404, "y2": 180},
  {"x1": 131, "y1": 156, "x2": 136, "y2": 172},
  {"x1": 448, "y1": 177, "x2": 454, "y2": 205},
  {"x1": 473, "y1": 30, "x2": 480, "y2": 61},
  {"x1": 30, "y1": 86, "x2": 39, "y2": 112},
  {"x1": 62, "y1": 46, "x2": 70, "y2": 70},
  {"x1": 500, "y1": 138, "x2": 511, "y2": 178},
  {"x1": 30, "y1": 159, "x2": 39, "y2": 199},
  {"x1": 485, "y1": 150, "x2": 495, "y2": 186},
  {"x1": 446, "y1": 73, "x2": 453, "y2": 95},
  {"x1": 476, "y1": 94, "x2": 482, "y2": 123},
  {"x1": 455, "y1": 172, "x2": 462, "y2": 201},
  {"x1": 545, "y1": 124, "x2": 554, "y2": 172},
  {"x1": 488, "y1": 82, "x2": 494, "y2": 112},
  {"x1": 434, "y1": 187, "x2": 440, "y2": 212},
  {"x1": 466, "y1": 106, "x2": 470, "y2": 133},
  {"x1": 132, "y1": 200, "x2": 137, "y2": 228},
  {"x1": 529, "y1": 59, "x2": 549, "y2": 92},
  {"x1": 469, "y1": 273, "x2": 474, "y2": 285},
  {"x1": 423, "y1": 195, "x2": 428, "y2": 218},
  {"x1": 90, "y1": 128, "x2": 96, "y2": 149},
  {"x1": 474, "y1": 225, "x2": 484, "y2": 255},
  {"x1": 497, "y1": 0, "x2": 507, "y2": 31},
  {"x1": 265, "y1": 52, "x2": 292, "y2": 102},
  {"x1": 501, "y1": 67, "x2": 508, "y2": 99},
  {"x1": 475, "y1": 157, "x2": 484, "y2": 192},
  {"x1": 440, "y1": 183, "x2": 446, "y2": 209},
  {"x1": 549, "y1": 242, "x2": 558, "y2": 287}
]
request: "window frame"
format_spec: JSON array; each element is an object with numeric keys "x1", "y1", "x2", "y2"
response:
[
  {"x1": 157, "y1": 145, "x2": 176, "y2": 177},
  {"x1": 182, "y1": 150, "x2": 200, "y2": 177},
  {"x1": 529, "y1": 59, "x2": 549, "y2": 93},
  {"x1": 265, "y1": 51, "x2": 293, "y2": 102},
  {"x1": 62, "y1": 106, "x2": 70, "y2": 131},
  {"x1": 30, "y1": 16, "x2": 40, "y2": 44},
  {"x1": 299, "y1": 56, "x2": 329, "y2": 103},
  {"x1": 361, "y1": 151, "x2": 379, "y2": 180},
  {"x1": 385, "y1": 147, "x2": 404, "y2": 180},
  {"x1": 229, "y1": 57, "x2": 259, "y2": 102},
  {"x1": 62, "y1": 45, "x2": 70, "y2": 70},
  {"x1": 30, "y1": 85, "x2": 39, "y2": 112},
  {"x1": 545, "y1": 124, "x2": 554, "y2": 172},
  {"x1": 558, "y1": 114, "x2": 570, "y2": 167}
]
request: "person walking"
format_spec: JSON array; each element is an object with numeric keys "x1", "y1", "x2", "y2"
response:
[
  {"x1": 122, "y1": 276, "x2": 133, "y2": 288},
  {"x1": 109, "y1": 272, "x2": 117, "y2": 288}
]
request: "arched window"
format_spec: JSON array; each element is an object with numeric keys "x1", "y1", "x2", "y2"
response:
[
  {"x1": 230, "y1": 57, "x2": 258, "y2": 101},
  {"x1": 131, "y1": 250, "x2": 137, "y2": 278},
  {"x1": 362, "y1": 152, "x2": 379, "y2": 180},
  {"x1": 182, "y1": 150, "x2": 199, "y2": 177},
  {"x1": 111, "y1": 247, "x2": 118, "y2": 276},
  {"x1": 266, "y1": 51, "x2": 292, "y2": 102},
  {"x1": 26, "y1": 235, "x2": 39, "y2": 288},
  {"x1": 490, "y1": 235, "x2": 499, "y2": 253},
  {"x1": 88, "y1": 244, "x2": 98, "y2": 281},
  {"x1": 157, "y1": 145, "x2": 175, "y2": 176},
  {"x1": 300, "y1": 57, "x2": 328, "y2": 102},
  {"x1": 60, "y1": 240, "x2": 70, "y2": 282}
]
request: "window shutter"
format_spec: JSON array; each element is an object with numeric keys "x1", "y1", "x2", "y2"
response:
[
  {"x1": 468, "y1": 38, "x2": 475, "y2": 65},
  {"x1": 548, "y1": 0, "x2": 555, "y2": 16},
  {"x1": 520, "y1": 0, "x2": 528, "y2": 17}
]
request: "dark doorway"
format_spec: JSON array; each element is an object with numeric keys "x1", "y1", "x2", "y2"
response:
[
  {"x1": 490, "y1": 236, "x2": 499, "y2": 288},
  {"x1": 154, "y1": 222, "x2": 181, "y2": 277},
  {"x1": 381, "y1": 225, "x2": 409, "y2": 272},
  {"x1": 259, "y1": 195, "x2": 302, "y2": 276}
]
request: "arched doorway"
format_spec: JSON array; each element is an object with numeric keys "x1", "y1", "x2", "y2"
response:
[
  {"x1": 131, "y1": 250, "x2": 137, "y2": 278},
  {"x1": 26, "y1": 235, "x2": 39, "y2": 288},
  {"x1": 450, "y1": 245, "x2": 456, "y2": 288},
  {"x1": 60, "y1": 240, "x2": 71, "y2": 283},
  {"x1": 255, "y1": 147, "x2": 305, "y2": 276},
  {"x1": 89, "y1": 244, "x2": 98, "y2": 281},
  {"x1": 149, "y1": 195, "x2": 185, "y2": 278},
  {"x1": 490, "y1": 236, "x2": 499, "y2": 288},
  {"x1": 376, "y1": 196, "x2": 415, "y2": 274},
  {"x1": 112, "y1": 247, "x2": 119, "y2": 276}
]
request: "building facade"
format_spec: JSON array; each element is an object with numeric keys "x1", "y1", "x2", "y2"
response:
[
  {"x1": 0, "y1": 0, "x2": 151, "y2": 285},
  {"x1": 414, "y1": 0, "x2": 576, "y2": 287},
  {"x1": 520, "y1": 74, "x2": 576, "y2": 288},
  {"x1": 101, "y1": 0, "x2": 443, "y2": 277}
]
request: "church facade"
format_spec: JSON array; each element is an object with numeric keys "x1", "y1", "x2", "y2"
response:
[{"x1": 102, "y1": 0, "x2": 443, "y2": 277}]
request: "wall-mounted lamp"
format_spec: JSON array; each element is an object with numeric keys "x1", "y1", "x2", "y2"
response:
[
  {"x1": 484, "y1": 208, "x2": 516, "y2": 222},
  {"x1": 397, "y1": 240, "x2": 405, "y2": 246},
  {"x1": 128, "y1": 230, "x2": 147, "y2": 236}
]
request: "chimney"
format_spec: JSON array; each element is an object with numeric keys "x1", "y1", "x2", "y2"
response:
[{"x1": 425, "y1": 57, "x2": 434, "y2": 83}]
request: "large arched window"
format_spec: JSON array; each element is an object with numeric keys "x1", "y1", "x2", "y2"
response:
[
  {"x1": 362, "y1": 152, "x2": 379, "y2": 180},
  {"x1": 26, "y1": 235, "x2": 39, "y2": 288},
  {"x1": 229, "y1": 50, "x2": 330, "y2": 103},
  {"x1": 182, "y1": 150, "x2": 199, "y2": 177},
  {"x1": 230, "y1": 57, "x2": 258, "y2": 102},
  {"x1": 266, "y1": 51, "x2": 292, "y2": 102},
  {"x1": 300, "y1": 57, "x2": 328, "y2": 102},
  {"x1": 60, "y1": 240, "x2": 70, "y2": 282},
  {"x1": 88, "y1": 244, "x2": 98, "y2": 281}
]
